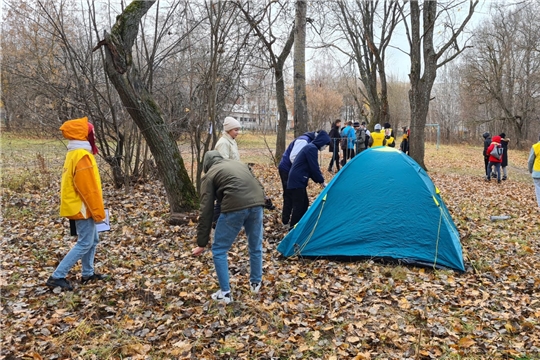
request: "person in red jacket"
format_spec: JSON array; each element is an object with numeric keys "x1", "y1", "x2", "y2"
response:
[{"x1": 486, "y1": 135, "x2": 503, "y2": 183}]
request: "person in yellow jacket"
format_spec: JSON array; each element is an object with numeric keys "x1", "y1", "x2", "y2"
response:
[
  {"x1": 47, "y1": 117, "x2": 107, "y2": 291},
  {"x1": 528, "y1": 133, "x2": 540, "y2": 208},
  {"x1": 369, "y1": 124, "x2": 386, "y2": 147}
]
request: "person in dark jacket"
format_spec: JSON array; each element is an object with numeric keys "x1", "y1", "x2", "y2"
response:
[
  {"x1": 354, "y1": 122, "x2": 367, "y2": 155},
  {"x1": 278, "y1": 131, "x2": 317, "y2": 225},
  {"x1": 327, "y1": 119, "x2": 341, "y2": 173},
  {"x1": 482, "y1": 132, "x2": 492, "y2": 180},
  {"x1": 192, "y1": 151, "x2": 266, "y2": 304},
  {"x1": 287, "y1": 130, "x2": 331, "y2": 228},
  {"x1": 500, "y1": 132, "x2": 510, "y2": 180}
]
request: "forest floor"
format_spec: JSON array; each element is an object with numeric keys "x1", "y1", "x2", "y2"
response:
[{"x1": 1, "y1": 132, "x2": 539, "y2": 359}]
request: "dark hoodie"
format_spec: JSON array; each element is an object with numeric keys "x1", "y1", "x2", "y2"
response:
[
  {"x1": 197, "y1": 151, "x2": 265, "y2": 247},
  {"x1": 287, "y1": 130, "x2": 330, "y2": 189},
  {"x1": 483, "y1": 132, "x2": 491, "y2": 156},
  {"x1": 278, "y1": 131, "x2": 317, "y2": 173}
]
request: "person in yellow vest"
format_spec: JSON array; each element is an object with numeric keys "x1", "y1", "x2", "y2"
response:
[
  {"x1": 383, "y1": 122, "x2": 396, "y2": 147},
  {"x1": 369, "y1": 123, "x2": 386, "y2": 147},
  {"x1": 528, "y1": 134, "x2": 540, "y2": 208},
  {"x1": 47, "y1": 117, "x2": 107, "y2": 291}
]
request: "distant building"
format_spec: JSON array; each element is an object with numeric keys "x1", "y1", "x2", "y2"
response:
[{"x1": 225, "y1": 101, "x2": 293, "y2": 131}]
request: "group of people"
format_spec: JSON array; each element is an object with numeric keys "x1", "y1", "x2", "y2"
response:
[
  {"x1": 278, "y1": 130, "x2": 330, "y2": 228},
  {"x1": 49, "y1": 113, "x2": 539, "y2": 304},
  {"x1": 482, "y1": 132, "x2": 510, "y2": 183},
  {"x1": 482, "y1": 131, "x2": 540, "y2": 208},
  {"x1": 328, "y1": 120, "x2": 403, "y2": 173}
]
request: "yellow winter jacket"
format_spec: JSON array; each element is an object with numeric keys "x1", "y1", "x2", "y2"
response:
[{"x1": 59, "y1": 117, "x2": 105, "y2": 222}]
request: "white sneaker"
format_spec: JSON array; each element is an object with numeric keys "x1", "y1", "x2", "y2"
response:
[
  {"x1": 211, "y1": 290, "x2": 232, "y2": 304},
  {"x1": 250, "y1": 282, "x2": 261, "y2": 294}
]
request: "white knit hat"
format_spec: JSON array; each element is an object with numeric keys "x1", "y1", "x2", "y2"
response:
[
  {"x1": 223, "y1": 117, "x2": 241, "y2": 132},
  {"x1": 374, "y1": 123, "x2": 382, "y2": 130}
]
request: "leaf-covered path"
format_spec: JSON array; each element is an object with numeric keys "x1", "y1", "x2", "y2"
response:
[{"x1": 2, "y1": 139, "x2": 539, "y2": 359}]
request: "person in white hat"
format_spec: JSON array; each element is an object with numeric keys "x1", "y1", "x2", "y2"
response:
[
  {"x1": 215, "y1": 116, "x2": 241, "y2": 161},
  {"x1": 212, "y1": 116, "x2": 242, "y2": 225}
]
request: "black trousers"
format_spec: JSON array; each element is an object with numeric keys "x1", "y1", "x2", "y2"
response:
[
  {"x1": 328, "y1": 145, "x2": 340, "y2": 170},
  {"x1": 279, "y1": 169, "x2": 293, "y2": 225},
  {"x1": 290, "y1": 187, "x2": 309, "y2": 228}
]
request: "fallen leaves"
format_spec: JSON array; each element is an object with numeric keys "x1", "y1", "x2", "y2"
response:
[{"x1": 2, "y1": 141, "x2": 540, "y2": 358}]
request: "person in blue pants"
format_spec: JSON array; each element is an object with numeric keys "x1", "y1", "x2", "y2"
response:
[{"x1": 192, "y1": 151, "x2": 266, "y2": 304}]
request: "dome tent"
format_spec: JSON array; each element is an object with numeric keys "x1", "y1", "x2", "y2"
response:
[{"x1": 277, "y1": 146, "x2": 465, "y2": 272}]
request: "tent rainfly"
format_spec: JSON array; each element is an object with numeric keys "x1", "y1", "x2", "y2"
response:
[{"x1": 277, "y1": 146, "x2": 465, "y2": 272}]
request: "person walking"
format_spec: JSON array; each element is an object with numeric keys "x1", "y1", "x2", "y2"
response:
[
  {"x1": 499, "y1": 132, "x2": 510, "y2": 180},
  {"x1": 192, "y1": 151, "x2": 266, "y2": 304},
  {"x1": 528, "y1": 134, "x2": 540, "y2": 209},
  {"x1": 287, "y1": 131, "x2": 330, "y2": 228},
  {"x1": 486, "y1": 135, "x2": 503, "y2": 183},
  {"x1": 278, "y1": 131, "x2": 317, "y2": 226},
  {"x1": 328, "y1": 119, "x2": 341, "y2": 173},
  {"x1": 46, "y1": 116, "x2": 107, "y2": 291},
  {"x1": 482, "y1": 132, "x2": 492, "y2": 180}
]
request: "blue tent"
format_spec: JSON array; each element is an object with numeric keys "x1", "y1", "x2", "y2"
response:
[{"x1": 277, "y1": 147, "x2": 465, "y2": 272}]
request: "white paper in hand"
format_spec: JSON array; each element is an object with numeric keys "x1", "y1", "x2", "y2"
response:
[{"x1": 96, "y1": 209, "x2": 110, "y2": 232}]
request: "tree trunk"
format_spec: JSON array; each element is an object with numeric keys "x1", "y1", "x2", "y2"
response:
[
  {"x1": 293, "y1": 0, "x2": 308, "y2": 137},
  {"x1": 275, "y1": 28, "x2": 295, "y2": 163},
  {"x1": 406, "y1": 0, "x2": 477, "y2": 169},
  {"x1": 95, "y1": 0, "x2": 198, "y2": 213}
]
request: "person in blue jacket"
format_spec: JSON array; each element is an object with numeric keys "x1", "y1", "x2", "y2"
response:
[
  {"x1": 287, "y1": 130, "x2": 331, "y2": 228},
  {"x1": 340, "y1": 121, "x2": 356, "y2": 165},
  {"x1": 278, "y1": 131, "x2": 317, "y2": 226}
]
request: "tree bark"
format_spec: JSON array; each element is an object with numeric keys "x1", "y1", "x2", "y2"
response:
[
  {"x1": 95, "y1": 0, "x2": 198, "y2": 213},
  {"x1": 404, "y1": 0, "x2": 478, "y2": 169},
  {"x1": 275, "y1": 28, "x2": 295, "y2": 163},
  {"x1": 293, "y1": 0, "x2": 308, "y2": 137}
]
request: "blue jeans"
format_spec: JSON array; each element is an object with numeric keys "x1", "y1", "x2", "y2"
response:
[
  {"x1": 212, "y1": 206, "x2": 263, "y2": 292},
  {"x1": 488, "y1": 162, "x2": 501, "y2": 181},
  {"x1": 52, "y1": 218, "x2": 99, "y2": 278}
]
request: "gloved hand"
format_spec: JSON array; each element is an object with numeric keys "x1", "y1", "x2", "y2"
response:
[{"x1": 264, "y1": 197, "x2": 275, "y2": 210}]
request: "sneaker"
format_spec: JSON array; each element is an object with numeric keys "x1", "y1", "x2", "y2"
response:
[
  {"x1": 46, "y1": 276, "x2": 73, "y2": 291},
  {"x1": 250, "y1": 282, "x2": 261, "y2": 294},
  {"x1": 502, "y1": 176, "x2": 507, "y2": 181},
  {"x1": 81, "y1": 273, "x2": 108, "y2": 284},
  {"x1": 211, "y1": 290, "x2": 232, "y2": 304}
]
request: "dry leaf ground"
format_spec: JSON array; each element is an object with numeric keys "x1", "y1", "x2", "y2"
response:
[{"x1": 1, "y1": 133, "x2": 539, "y2": 359}]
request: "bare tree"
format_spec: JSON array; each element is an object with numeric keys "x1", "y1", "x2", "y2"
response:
[
  {"x1": 182, "y1": 1, "x2": 255, "y2": 190},
  {"x1": 332, "y1": 0, "x2": 399, "y2": 128},
  {"x1": 462, "y1": 2, "x2": 540, "y2": 147},
  {"x1": 236, "y1": 0, "x2": 295, "y2": 163},
  {"x1": 293, "y1": 0, "x2": 308, "y2": 136},
  {"x1": 95, "y1": 0, "x2": 198, "y2": 213},
  {"x1": 398, "y1": 0, "x2": 478, "y2": 169}
]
